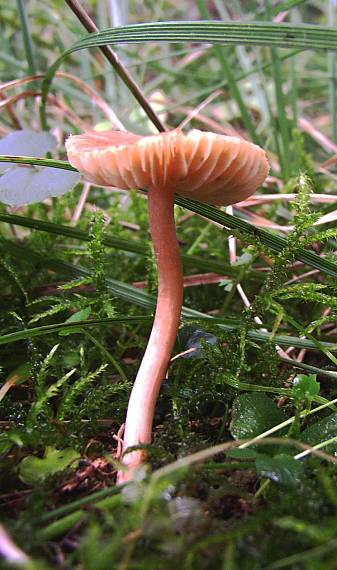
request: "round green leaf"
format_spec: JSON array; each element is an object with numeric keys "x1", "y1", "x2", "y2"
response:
[
  {"x1": 256, "y1": 453, "x2": 304, "y2": 487},
  {"x1": 19, "y1": 446, "x2": 80, "y2": 485},
  {"x1": 230, "y1": 393, "x2": 287, "y2": 440}
]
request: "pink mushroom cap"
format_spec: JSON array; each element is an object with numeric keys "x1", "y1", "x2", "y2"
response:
[{"x1": 66, "y1": 128, "x2": 269, "y2": 204}]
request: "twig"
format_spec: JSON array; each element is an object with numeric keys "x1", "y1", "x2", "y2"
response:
[
  {"x1": 0, "y1": 72, "x2": 126, "y2": 130},
  {"x1": 72, "y1": 182, "x2": 91, "y2": 225},
  {"x1": 0, "y1": 91, "x2": 90, "y2": 130},
  {"x1": 178, "y1": 89, "x2": 223, "y2": 129},
  {"x1": 0, "y1": 92, "x2": 21, "y2": 130}
]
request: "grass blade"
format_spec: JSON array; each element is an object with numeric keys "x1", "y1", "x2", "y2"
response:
[
  {"x1": 40, "y1": 20, "x2": 337, "y2": 129},
  {"x1": 0, "y1": 212, "x2": 236, "y2": 276},
  {"x1": 2, "y1": 239, "x2": 336, "y2": 352},
  {"x1": 264, "y1": 1, "x2": 290, "y2": 179},
  {"x1": 1, "y1": 155, "x2": 337, "y2": 280},
  {"x1": 327, "y1": 0, "x2": 337, "y2": 142},
  {"x1": 16, "y1": 0, "x2": 37, "y2": 76},
  {"x1": 196, "y1": 0, "x2": 260, "y2": 145}
]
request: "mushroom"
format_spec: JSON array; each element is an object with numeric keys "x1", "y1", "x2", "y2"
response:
[{"x1": 66, "y1": 128, "x2": 269, "y2": 483}]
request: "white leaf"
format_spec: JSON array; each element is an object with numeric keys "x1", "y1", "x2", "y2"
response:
[
  {"x1": 0, "y1": 166, "x2": 80, "y2": 206},
  {"x1": 0, "y1": 130, "x2": 57, "y2": 174}
]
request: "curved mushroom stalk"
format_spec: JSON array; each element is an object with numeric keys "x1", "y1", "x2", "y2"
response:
[{"x1": 117, "y1": 185, "x2": 183, "y2": 483}]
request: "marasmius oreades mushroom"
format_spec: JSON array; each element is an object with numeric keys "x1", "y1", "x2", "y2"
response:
[{"x1": 66, "y1": 128, "x2": 269, "y2": 483}]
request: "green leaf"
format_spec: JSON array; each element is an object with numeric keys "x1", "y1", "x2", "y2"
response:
[
  {"x1": 65, "y1": 307, "x2": 92, "y2": 323},
  {"x1": 226, "y1": 448, "x2": 259, "y2": 460},
  {"x1": 230, "y1": 393, "x2": 287, "y2": 440},
  {"x1": 59, "y1": 307, "x2": 92, "y2": 336},
  {"x1": 0, "y1": 430, "x2": 24, "y2": 455},
  {"x1": 19, "y1": 447, "x2": 80, "y2": 485},
  {"x1": 231, "y1": 252, "x2": 253, "y2": 266},
  {"x1": 256, "y1": 453, "x2": 304, "y2": 487},
  {"x1": 301, "y1": 414, "x2": 337, "y2": 453},
  {"x1": 292, "y1": 374, "x2": 320, "y2": 405},
  {"x1": 0, "y1": 434, "x2": 13, "y2": 456}
]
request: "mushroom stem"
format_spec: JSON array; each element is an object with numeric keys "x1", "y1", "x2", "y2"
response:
[{"x1": 117, "y1": 186, "x2": 183, "y2": 483}]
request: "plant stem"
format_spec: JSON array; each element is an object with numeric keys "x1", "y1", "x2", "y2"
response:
[{"x1": 118, "y1": 187, "x2": 183, "y2": 483}]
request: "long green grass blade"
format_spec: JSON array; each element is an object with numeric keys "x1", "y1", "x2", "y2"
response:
[
  {"x1": 264, "y1": 1, "x2": 290, "y2": 179},
  {"x1": 40, "y1": 20, "x2": 337, "y2": 128},
  {"x1": 60, "y1": 21, "x2": 337, "y2": 52},
  {"x1": 0, "y1": 213, "x2": 238, "y2": 276},
  {"x1": 327, "y1": 0, "x2": 337, "y2": 142},
  {"x1": 196, "y1": 0, "x2": 260, "y2": 145},
  {"x1": 0, "y1": 156, "x2": 76, "y2": 171},
  {"x1": 39, "y1": 485, "x2": 123, "y2": 522},
  {"x1": 2, "y1": 239, "x2": 336, "y2": 352},
  {"x1": 175, "y1": 196, "x2": 337, "y2": 280},
  {"x1": 164, "y1": 48, "x2": 300, "y2": 115},
  {"x1": 16, "y1": 0, "x2": 37, "y2": 76},
  {"x1": 0, "y1": 212, "x2": 146, "y2": 255},
  {"x1": 0, "y1": 316, "x2": 151, "y2": 346},
  {"x1": 1, "y1": 156, "x2": 337, "y2": 280}
]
